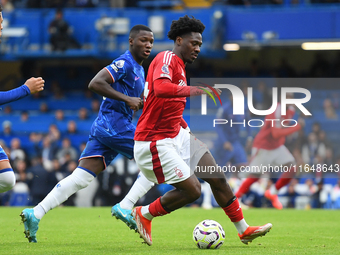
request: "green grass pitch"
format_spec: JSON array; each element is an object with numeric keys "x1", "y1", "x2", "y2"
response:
[{"x1": 0, "y1": 207, "x2": 339, "y2": 254}]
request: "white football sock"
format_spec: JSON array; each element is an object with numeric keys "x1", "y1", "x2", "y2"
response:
[
  {"x1": 0, "y1": 169, "x2": 16, "y2": 193},
  {"x1": 33, "y1": 204, "x2": 46, "y2": 220},
  {"x1": 141, "y1": 205, "x2": 154, "y2": 221},
  {"x1": 234, "y1": 219, "x2": 249, "y2": 235},
  {"x1": 270, "y1": 185, "x2": 278, "y2": 195},
  {"x1": 201, "y1": 181, "x2": 213, "y2": 209},
  {"x1": 120, "y1": 172, "x2": 154, "y2": 210},
  {"x1": 35, "y1": 168, "x2": 95, "y2": 219}
]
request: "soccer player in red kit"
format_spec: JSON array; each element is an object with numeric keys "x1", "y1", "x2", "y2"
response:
[
  {"x1": 235, "y1": 102, "x2": 301, "y2": 209},
  {"x1": 131, "y1": 15, "x2": 272, "y2": 246}
]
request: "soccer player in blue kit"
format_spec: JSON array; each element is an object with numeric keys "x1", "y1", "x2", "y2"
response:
[
  {"x1": 20, "y1": 24, "x2": 154, "y2": 243},
  {"x1": 0, "y1": 4, "x2": 45, "y2": 193}
]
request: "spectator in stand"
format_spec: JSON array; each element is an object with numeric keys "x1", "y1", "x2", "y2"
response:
[
  {"x1": 47, "y1": 124, "x2": 61, "y2": 143},
  {"x1": 55, "y1": 109, "x2": 65, "y2": 121},
  {"x1": 2, "y1": 120, "x2": 12, "y2": 137},
  {"x1": 3, "y1": 105, "x2": 12, "y2": 114},
  {"x1": 41, "y1": 135, "x2": 58, "y2": 171},
  {"x1": 311, "y1": 179, "x2": 324, "y2": 208},
  {"x1": 49, "y1": 8, "x2": 81, "y2": 51},
  {"x1": 10, "y1": 138, "x2": 26, "y2": 162},
  {"x1": 56, "y1": 137, "x2": 78, "y2": 165},
  {"x1": 20, "y1": 111, "x2": 29, "y2": 122},
  {"x1": 323, "y1": 98, "x2": 338, "y2": 120},
  {"x1": 285, "y1": 178, "x2": 298, "y2": 208},
  {"x1": 27, "y1": 157, "x2": 58, "y2": 206},
  {"x1": 66, "y1": 120, "x2": 78, "y2": 135},
  {"x1": 52, "y1": 158, "x2": 64, "y2": 182},
  {"x1": 302, "y1": 132, "x2": 326, "y2": 165},
  {"x1": 39, "y1": 102, "x2": 49, "y2": 114},
  {"x1": 13, "y1": 158, "x2": 28, "y2": 184},
  {"x1": 29, "y1": 132, "x2": 43, "y2": 158},
  {"x1": 318, "y1": 130, "x2": 332, "y2": 149},
  {"x1": 78, "y1": 142, "x2": 86, "y2": 154},
  {"x1": 78, "y1": 107, "x2": 89, "y2": 120},
  {"x1": 91, "y1": 99, "x2": 100, "y2": 113},
  {"x1": 324, "y1": 148, "x2": 334, "y2": 167},
  {"x1": 311, "y1": 122, "x2": 321, "y2": 138}
]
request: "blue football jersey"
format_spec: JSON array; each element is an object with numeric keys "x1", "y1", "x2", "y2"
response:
[{"x1": 91, "y1": 50, "x2": 145, "y2": 138}]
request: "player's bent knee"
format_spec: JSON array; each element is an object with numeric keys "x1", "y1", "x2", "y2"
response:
[{"x1": 188, "y1": 184, "x2": 202, "y2": 202}]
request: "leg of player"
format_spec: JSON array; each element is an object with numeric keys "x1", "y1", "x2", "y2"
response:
[
  {"x1": 198, "y1": 152, "x2": 272, "y2": 245},
  {"x1": 132, "y1": 175, "x2": 202, "y2": 245},
  {"x1": 0, "y1": 161, "x2": 16, "y2": 193},
  {"x1": 235, "y1": 176, "x2": 260, "y2": 199},
  {"x1": 20, "y1": 158, "x2": 103, "y2": 243},
  {"x1": 265, "y1": 163, "x2": 295, "y2": 210},
  {"x1": 111, "y1": 171, "x2": 155, "y2": 230}
]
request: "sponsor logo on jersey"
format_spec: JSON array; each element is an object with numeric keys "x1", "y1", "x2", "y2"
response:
[
  {"x1": 110, "y1": 64, "x2": 118, "y2": 72},
  {"x1": 135, "y1": 76, "x2": 140, "y2": 81},
  {"x1": 161, "y1": 64, "x2": 170, "y2": 74},
  {"x1": 115, "y1": 60, "x2": 125, "y2": 68},
  {"x1": 160, "y1": 73, "x2": 171, "y2": 79}
]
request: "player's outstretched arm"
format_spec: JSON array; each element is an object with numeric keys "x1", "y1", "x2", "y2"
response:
[
  {"x1": 0, "y1": 77, "x2": 44, "y2": 106},
  {"x1": 88, "y1": 69, "x2": 143, "y2": 111},
  {"x1": 154, "y1": 78, "x2": 221, "y2": 98}
]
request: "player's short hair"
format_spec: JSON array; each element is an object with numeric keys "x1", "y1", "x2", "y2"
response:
[
  {"x1": 0, "y1": 4, "x2": 3, "y2": 12},
  {"x1": 129, "y1": 25, "x2": 152, "y2": 38},
  {"x1": 167, "y1": 15, "x2": 205, "y2": 41}
]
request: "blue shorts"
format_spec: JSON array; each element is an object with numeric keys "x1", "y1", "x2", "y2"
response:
[
  {"x1": 0, "y1": 146, "x2": 9, "y2": 161},
  {"x1": 214, "y1": 141, "x2": 247, "y2": 166},
  {"x1": 80, "y1": 135, "x2": 134, "y2": 168}
]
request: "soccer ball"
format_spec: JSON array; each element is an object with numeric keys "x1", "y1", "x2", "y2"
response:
[{"x1": 193, "y1": 219, "x2": 225, "y2": 249}]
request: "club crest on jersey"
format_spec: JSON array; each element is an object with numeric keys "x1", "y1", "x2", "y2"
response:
[
  {"x1": 161, "y1": 64, "x2": 170, "y2": 74},
  {"x1": 115, "y1": 60, "x2": 125, "y2": 68}
]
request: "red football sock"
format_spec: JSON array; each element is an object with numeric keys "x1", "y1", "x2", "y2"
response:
[
  {"x1": 222, "y1": 198, "x2": 244, "y2": 222},
  {"x1": 275, "y1": 166, "x2": 295, "y2": 190},
  {"x1": 148, "y1": 197, "x2": 170, "y2": 217},
  {"x1": 235, "y1": 177, "x2": 259, "y2": 198}
]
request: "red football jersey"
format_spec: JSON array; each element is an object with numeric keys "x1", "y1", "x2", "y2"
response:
[
  {"x1": 135, "y1": 51, "x2": 187, "y2": 141},
  {"x1": 252, "y1": 103, "x2": 295, "y2": 150}
]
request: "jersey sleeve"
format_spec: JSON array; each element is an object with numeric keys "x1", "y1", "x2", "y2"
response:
[
  {"x1": 104, "y1": 59, "x2": 128, "y2": 83},
  {"x1": 0, "y1": 85, "x2": 30, "y2": 106},
  {"x1": 152, "y1": 52, "x2": 174, "y2": 81}
]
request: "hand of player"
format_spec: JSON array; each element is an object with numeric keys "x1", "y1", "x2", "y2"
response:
[
  {"x1": 25, "y1": 77, "x2": 45, "y2": 94},
  {"x1": 127, "y1": 97, "x2": 143, "y2": 111},
  {"x1": 200, "y1": 87, "x2": 222, "y2": 97},
  {"x1": 223, "y1": 141, "x2": 233, "y2": 151}
]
